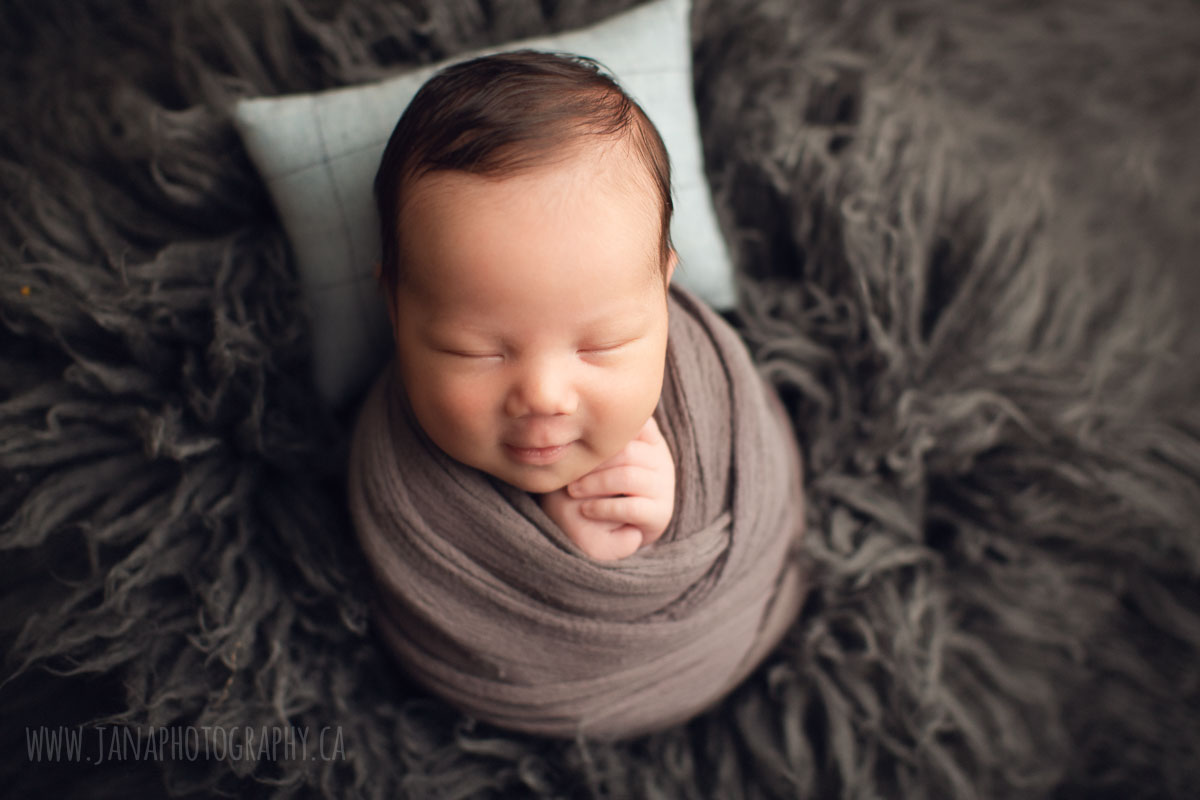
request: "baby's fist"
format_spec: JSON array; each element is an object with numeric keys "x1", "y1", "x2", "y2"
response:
[{"x1": 540, "y1": 416, "x2": 675, "y2": 560}]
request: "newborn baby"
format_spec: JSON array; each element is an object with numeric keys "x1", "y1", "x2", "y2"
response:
[
  {"x1": 374, "y1": 53, "x2": 678, "y2": 560},
  {"x1": 349, "y1": 50, "x2": 806, "y2": 739}
]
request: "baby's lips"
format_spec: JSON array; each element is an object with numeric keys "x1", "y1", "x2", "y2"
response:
[
  {"x1": 503, "y1": 441, "x2": 574, "y2": 466},
  {"x1": 506, "y1": 439, "x2": 572, "y2": 450},
  {"x1": 503, "y1": 427, "x2": 579, "y2": 449}
]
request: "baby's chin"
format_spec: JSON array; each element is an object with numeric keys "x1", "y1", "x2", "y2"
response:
[
  {"x1": 491, "y1": 461, "x2": 586, "y2": 495},
  {"x1": 504, "y1": 471, "x2": 572, "y2": 495}
]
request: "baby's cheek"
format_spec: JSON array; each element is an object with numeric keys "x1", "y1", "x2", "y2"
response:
[
  {"x1": 439, "y1": 375, "x2": 488, "y2": 416},
  {"x1": 424, "y1": 374, "x2": 498, "y2": 443},
  {"x1": 584, "y1": 378, "x2": 659, "y2": 457}
]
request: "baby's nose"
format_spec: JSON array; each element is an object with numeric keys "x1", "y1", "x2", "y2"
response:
[{"x1": 505, "y1": 362, "x2": 578, "y2": 418}]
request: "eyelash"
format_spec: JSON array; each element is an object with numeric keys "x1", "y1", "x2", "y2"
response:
[
  {"x1": 442, "y1": 344, "x2": 626, "y2": 360},
  {"x1": 446, "y1": 350, "x2": 501, "y2": 359},
  {"x1": 580, "y1": 344, "x2": 623, "y2": 356}
]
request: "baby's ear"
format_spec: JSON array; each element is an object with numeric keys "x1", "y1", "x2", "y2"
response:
[{"x1": 665, "y1": 249, "x2": 678, "y2": 285}]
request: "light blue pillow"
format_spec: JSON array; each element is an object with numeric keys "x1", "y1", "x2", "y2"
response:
[{"x1": 232, "y1": 0, "x2": 733, "y2": 408}]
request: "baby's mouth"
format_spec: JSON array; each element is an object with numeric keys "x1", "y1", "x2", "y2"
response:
[{"x1": 504, "y1": 441, "x2": 573, "y2": 465}]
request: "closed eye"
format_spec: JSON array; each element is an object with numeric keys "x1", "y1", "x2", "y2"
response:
[
  {"x1": 578, "y1": 340, "x2": 634, "y2": 356},
  {"x1": 441, "y1": 349, "x2": 502, "y2": 359}
]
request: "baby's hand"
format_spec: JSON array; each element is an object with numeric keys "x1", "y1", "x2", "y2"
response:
[{"x1": 540, "y1": 416, "x2": 675, "y2": 561}]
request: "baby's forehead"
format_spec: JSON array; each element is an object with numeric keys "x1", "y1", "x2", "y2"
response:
[{"x1": 392, "y1": 135, "x2": 668, "y2": 297}]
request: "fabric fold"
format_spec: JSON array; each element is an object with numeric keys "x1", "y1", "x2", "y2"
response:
[{"x1": 348, "y1": 283, "x2": 807, "y2": 739}]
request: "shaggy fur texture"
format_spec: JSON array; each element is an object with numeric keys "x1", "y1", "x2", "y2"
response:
[{"x1": 3, "y1": 0, "x2": 1199, "y2": 797}]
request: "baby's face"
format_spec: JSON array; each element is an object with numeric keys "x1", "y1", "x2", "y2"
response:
[{"x1": 387, "y1": 143, "x2": 675, "y2": 494}]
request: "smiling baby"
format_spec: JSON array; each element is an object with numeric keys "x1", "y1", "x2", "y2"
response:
[
  {"x1": 347, "y1": 50, "x2": 806, "y2": 739},
  {"x1": 373, "y1": 50, "x2": 678, "y2": 560}
]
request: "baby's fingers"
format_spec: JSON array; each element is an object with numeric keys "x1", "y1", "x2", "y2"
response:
[
  {"x1": 636, "y1": 415, "x2": 665, "y2": 445},
  {"x1": 567, "y1": 465, "x2": 656, "y2": 499},
  {"x1": 580, "y1": 495, "x2": 660, "y2": 530},
  {"x1": 591, "y1": 438, "x2": 656, "y2": 471},
  {"x1": 575, "y1": 524, "x2": 643, "y2": 561}
]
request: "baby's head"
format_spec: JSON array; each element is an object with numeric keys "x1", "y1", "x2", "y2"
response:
[{"x1": 374, "y1": 50, "x2": 677, "y2": 494}]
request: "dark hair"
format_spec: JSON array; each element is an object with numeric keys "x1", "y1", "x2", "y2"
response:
[{"x1": 373, "y1": 50, "x2": 673, "y2": 296}]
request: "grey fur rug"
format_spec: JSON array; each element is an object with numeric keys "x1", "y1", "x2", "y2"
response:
[{"x1": 3, "y1": 0, "x2": 1200, "y2": 797}]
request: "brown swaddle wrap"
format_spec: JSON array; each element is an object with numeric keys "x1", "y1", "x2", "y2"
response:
[{"x1": 347, "y1": 284, "x2": 806, "y2": 739}]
